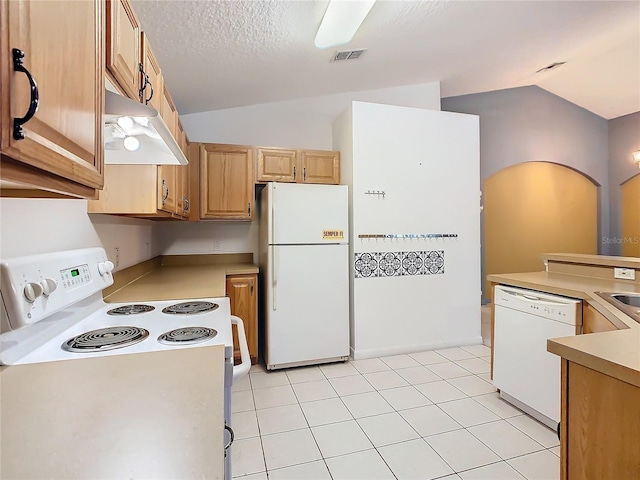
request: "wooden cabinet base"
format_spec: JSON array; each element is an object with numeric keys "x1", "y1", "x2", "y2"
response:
[
  {"x1": 226, "y1": 274, "x2": 258, "y2": 365},
  {"x1": 562, "y1": 360, "x2": 640, "y2": 479}
]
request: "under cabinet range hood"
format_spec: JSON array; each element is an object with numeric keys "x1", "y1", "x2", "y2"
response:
[{"x1": 104, "y1": 90, "x2": 188, "y2": 165}]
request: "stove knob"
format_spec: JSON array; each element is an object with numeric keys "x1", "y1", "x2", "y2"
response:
[
  {"x1": 40, "y1": 278, "x2": 58, "y2": 297},
  {"x1": 98, "y1": 261, "x2": 115, "y2": 276},
  {"x1": 24, "y1": 282, "x2": 44, "y2": 303}
]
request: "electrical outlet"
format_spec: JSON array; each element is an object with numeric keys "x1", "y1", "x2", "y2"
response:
[
  {"x1": 145, "y1": 242, "x2": 150, "y2": 257},
  {"x1": 214, "y1": 240, "x2": 221, "y2": 251},
  {"x1": 614, "y1": 267, "x2": 635, "y2": 280},
  {"x1": 114, "y1": 247, "x2": 120, "y2": 268}
]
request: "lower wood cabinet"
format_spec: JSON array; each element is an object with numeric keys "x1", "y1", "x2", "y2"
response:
[
  {"x1": 561, "y1": 360, "x2": 640, "y2": 479},
  {"x1": 582, "y1": 303, "x2": 618, "y2": 333},
  {"x1": 226, "y1": 274, "x2": 258, "y2": 365}
]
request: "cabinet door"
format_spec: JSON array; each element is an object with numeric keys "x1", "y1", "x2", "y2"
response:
[
  {"x1": 174, "y1": 123, "x2": 187, "y2": 216},
  {"x1": 140, "y1": 32, "x2": 163, "y2": 111},
  {"x1": 226, "y1": 274, "x2": 258, "y2": 365},
  {"x1": 582, "y1": 303, "x2": 617, "y2": 333},
  {"x1": 160, "y1": 85, "x2": 178, "y2": 140},
  {"x1": 256, "y1": 147, "x2": 297, "y2": 183},
  {"x1": 87, "y1": 165, "x2": 158, "y2": 214},
  {"x1": 157, "y1": 165, "x2": 177, "y2": 214},
  {"x1": 179, "y1": 133, "x2": 190, "y2": 217},
  {"x1": 106, "y1": 0, "x2": 140, "y2": 100},
  {"x1": 200, "y1": 144, "x2": 254, "y2": 220},
  {"x1": 1, "y1": 0, "x2": 104, "y2": 196},
  {"x1": 300, "y1": 150, "x2": 340, "y2": 184}
]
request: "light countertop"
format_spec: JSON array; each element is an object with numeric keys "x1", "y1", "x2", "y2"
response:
[
  {"x1": 105, "y1": 262, "x2": 258, "y2": 303},
  {"x1": 0, "y1": 346, "x2": 226, "y2": 479},
  {"x1": 540, "y1": 252, "x2": 640, "y2": 269},
  {"x1": 487, "y1": 271, "x2": 640, "y2": 387}
]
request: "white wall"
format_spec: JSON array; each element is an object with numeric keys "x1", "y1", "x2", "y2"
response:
[
  {"x1": 180, "y1": 82, "x2": 441, "y2": 150},
  {"x1": 167, "y1": 82, "x2": 441, "y2": 257},
  {"x1": 158, "y1": 220, "x2": 260, "y2": 261},
  {"x1": 0, "y1": 199, "x2": 159, "y2": 271},
  {"x1": 334, "y1": 102, "x2": 481, "y2": 359}
]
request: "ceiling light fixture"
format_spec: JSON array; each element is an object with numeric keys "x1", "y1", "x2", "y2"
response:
[
  {"x1": 633, "y1": 150, "x2": 640, "y2": 168},
  {"x1": 315, "y1": 0, "x2": 376, "y2": 49}
]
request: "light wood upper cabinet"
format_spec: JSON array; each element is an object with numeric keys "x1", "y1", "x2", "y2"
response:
[
  {"x1": 300, "y1": 150, "x2": 340, "y2": 184},
  {"x1": 178, "y1": 126, "x2": 190, "y2": 217},
  {"x1": 106, "y1": 0, "x2": 140, "y2": 100},
  {"x1": 0, "y1": 0, "x2": 104, "y2": 198},
  {"x1": 200, "y1": 144, "x2": 254, "y2": 220},
  {"x1": 160, "y1": 85, "x2": 178, "y2": 140},
  {"x1": 256, "y1": 147, "x2": 298, "y2": 183},
  {"x1": 88, "y1": 165, "x2": 158, "y2": 215},
  {"x1": 255, "y1": 147, "x2": 340, "y2": 185},
  {"x1": 140, "y1": 33, "x2": 162, "y2": 110},
  {"x1": 226, "y1": 274, "x2": 258, "y2": 365},
  {"x1": 157, "y1": 164, "x2": 177, "y2": 214}
]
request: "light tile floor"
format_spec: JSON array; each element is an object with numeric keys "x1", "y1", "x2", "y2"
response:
[{"x1": 231, "y1": 345, "x2": 560, "y2": 480}]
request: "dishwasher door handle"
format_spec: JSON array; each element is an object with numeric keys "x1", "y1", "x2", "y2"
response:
[{"x1": 502, "y1": 290, "x2": 570, "y2": 306}]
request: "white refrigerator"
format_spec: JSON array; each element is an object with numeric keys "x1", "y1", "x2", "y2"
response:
[{"x1": 259, "y1": 182, "x2": 350, "y2": 370}]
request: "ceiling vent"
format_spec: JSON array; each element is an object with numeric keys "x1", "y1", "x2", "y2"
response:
[
  {"x1": 331, "y1": 49, "x2": 367, "y2": 62},
  {"x1": 536, "y1": 61, "x2": 567, "y2": 73}
]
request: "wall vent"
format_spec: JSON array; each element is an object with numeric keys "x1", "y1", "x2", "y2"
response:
[
  {"x1": 331, "y1": 49, "x2": 367, "y2": 62},
  {"x1": 536, "y1": 61, "x2": 566, "y2": 73}
]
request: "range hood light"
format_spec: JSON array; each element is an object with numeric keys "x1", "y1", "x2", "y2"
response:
[
  {"x1": 117, "y1": 116, "x2": 134, "y2": 130},
  {"x1": 123, "y1": 136, "x2": 141, "y2": 152},
  {"x1": 104, "y1": 90, "x2": 188, "y2": 165},
  {"x1": 133, "y1": 116, "x2": 150, "y2": 127}
]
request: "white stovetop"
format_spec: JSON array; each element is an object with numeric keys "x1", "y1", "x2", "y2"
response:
[{"x1": 1, "y1": 296, "x2": 233, "y2": 365}]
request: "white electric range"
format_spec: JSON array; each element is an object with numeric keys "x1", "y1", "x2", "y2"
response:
[{"x1": 0, "y1": 247, "x2": 250, "y2": 479}]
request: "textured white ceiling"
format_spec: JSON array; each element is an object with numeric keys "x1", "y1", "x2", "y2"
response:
[{"x1": 133, "y1": 0, "x2": 640, "y2": 119}]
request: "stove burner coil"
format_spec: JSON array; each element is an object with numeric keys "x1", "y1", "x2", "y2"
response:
[
  {"x1": 157, "y1": 327, "x2": 218, "y2": 345},
  {"x1": 107, "y1": 304, "x2": 155, "y2": 315},
  {"x1": 62, "y1": 326, "x2": 149, "y2": 353},
  {"x1": 161, "y1": 301, "x2": 219, "y2": 315}
]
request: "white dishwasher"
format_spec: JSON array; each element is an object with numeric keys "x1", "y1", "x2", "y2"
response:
[{"x1": 492, "y1": 285, "x2": 580, "y2": 429}]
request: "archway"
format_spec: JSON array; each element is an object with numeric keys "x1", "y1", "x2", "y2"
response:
[{"x1": 484, "y1": 162, "x2": 598, "y2": 294}]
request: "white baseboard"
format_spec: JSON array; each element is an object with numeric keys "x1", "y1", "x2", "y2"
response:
[{"x1": 350, "y1": 335, "x2": 484, "y2": 360}]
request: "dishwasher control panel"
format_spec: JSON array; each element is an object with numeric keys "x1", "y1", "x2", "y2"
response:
[{"x1": 494, "y1": 285, "x2": 581, "y2": 325}]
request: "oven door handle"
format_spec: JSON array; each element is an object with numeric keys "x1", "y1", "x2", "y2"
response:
[{"x1": 231, "y1": 315, "x2": 251, "y2": 380}]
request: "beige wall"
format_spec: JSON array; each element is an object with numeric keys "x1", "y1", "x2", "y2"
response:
[
  {"x1": 621, "y1": 173, "x2": 640, "y2": 257},
  {"x1": 484, "y1": 162, "x2": 598, "y2": 291}
]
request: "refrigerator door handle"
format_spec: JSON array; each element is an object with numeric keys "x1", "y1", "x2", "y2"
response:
[
  {"x1": 273, "y1": 247, "x2": 278, "y2": 310},
  {"x1": 271, "y1": 183, "x2": 276, "y2": 245}
]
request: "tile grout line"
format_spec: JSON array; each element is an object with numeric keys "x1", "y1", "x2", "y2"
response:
[{"x1": 238, "y1": 349, "x2": 533, "y2": 479}]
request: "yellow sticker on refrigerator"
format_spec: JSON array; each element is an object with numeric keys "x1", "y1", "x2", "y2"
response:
[{"x1": 323, "y1": 230, "x2": 344, "y2": 240}]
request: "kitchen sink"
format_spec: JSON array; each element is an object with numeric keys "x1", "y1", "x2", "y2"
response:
[
  {"x1": 595, "y1": 292, "x2": 640, "y2": 324},
  {"x1": 611, "y1": 294, "x2": 640, "y2": 307}
]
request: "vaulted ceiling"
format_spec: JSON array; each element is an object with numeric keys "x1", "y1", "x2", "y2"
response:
[{"x1": 133, "y1": 0, "x2": 640, "y2": 119}]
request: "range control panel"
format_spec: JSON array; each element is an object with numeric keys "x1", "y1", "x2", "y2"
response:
[
  {"x1": 60, "y1": 265, "x2": 91, "y2": 289},
  {"x1": 0, "y1": 248, "x2": 114, "y2": 331}
]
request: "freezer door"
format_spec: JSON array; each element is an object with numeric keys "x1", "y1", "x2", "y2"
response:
[
  {"x1": 267, "y1": 182, "x2": 348, "y2": 245},
  {"x1": 265, "y1": 244, "x2": 349, "y2": 367}
]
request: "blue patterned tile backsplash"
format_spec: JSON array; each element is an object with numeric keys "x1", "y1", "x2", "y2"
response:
[{"x1": 354, "y1": 251, "x2": 444, "y2": 278}]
